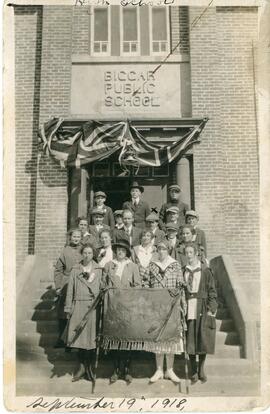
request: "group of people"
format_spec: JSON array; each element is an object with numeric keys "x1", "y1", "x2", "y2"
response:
[{"x1": 54, "y1": 181, "x2": 217, "y2": 386}]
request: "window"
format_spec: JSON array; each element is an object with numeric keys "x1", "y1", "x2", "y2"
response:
[
  {"x1": 91, "y1": 7, "x2": 111, "y2": 55},
  {"x1": 120, "y1": 8, "x2": 140, "y2": 55},
  {"x1": 150, "y1": 7, "x2": 170, "y2": 54}
]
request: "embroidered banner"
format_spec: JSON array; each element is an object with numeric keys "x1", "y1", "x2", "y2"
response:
[{"x1": 102, "y1": 288, "x2": 185, "y2": 354}]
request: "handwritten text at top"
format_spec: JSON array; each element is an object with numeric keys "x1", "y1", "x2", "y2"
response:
[{"x1": 75, "y1": 0, "x2": 175, "y2": 7}]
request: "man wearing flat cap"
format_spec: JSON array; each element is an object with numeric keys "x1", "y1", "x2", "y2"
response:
[
  {"x1": 88, "y1": 191, "x2": 115, "y2": 230},
  {"x1": 159, "y1": 184, "x2": 189, "y2": 231},
  {"x1": 146, "y1": 212, "x2": 165, "y2": 246},
  {"x1": 122, "y1": 181, "x2": 151, "y2": 229},
  {"x1": 185, "y1": 210, "x2": 207, "y2": 256},
  {"x1": 89, "y1": 208, "x2": 110, "y2": 246}
]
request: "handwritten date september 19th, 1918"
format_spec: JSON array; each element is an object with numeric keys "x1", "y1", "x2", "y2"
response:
[
  {"x1": 27, "y1": 396, "x2": 187, "y2": 412},
  {"x1": 75, "y1": 0, "x2": 175, "y2": 6}
]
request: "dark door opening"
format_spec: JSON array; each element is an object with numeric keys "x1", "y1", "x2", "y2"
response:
[{"x1": 92, "y1": 178, "x2": 131, "y2": 211}]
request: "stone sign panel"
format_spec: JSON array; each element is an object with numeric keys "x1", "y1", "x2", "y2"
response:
[{"x1": 71, "y1": 63, "x2": 181, "y2": 117}]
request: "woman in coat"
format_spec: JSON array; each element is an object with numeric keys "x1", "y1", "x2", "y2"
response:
[
  {"x1": 54, "y1": 228, "x2": 82, "y2": 348},
  {"x1": 183, "y1": 242, "x2": 217, "y2": 384},
  {"x1": 147, "y1": 240, "x2": 187, "y2": 384},
  {"x1": 64, "y1": 243, "x2": 102, "y2": 382},
  {"x1": 102, "y1": 239, "x2": 141, "y2": 384}
]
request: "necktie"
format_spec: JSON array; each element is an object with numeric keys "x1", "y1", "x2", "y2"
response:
[{"x1": 187, "y1": 267, "x2": 201, "y2": 292}]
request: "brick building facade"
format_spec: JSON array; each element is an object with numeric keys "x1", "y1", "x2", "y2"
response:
[{"x1": 15, "y1": 5, "x2": 259, "y2": 295}]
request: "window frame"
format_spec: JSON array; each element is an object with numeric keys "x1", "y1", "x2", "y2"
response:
[
  {"x1": 149, "y1": 6, "x2": 170, "y2": 56},
  {"x1": 90, "y1": 6, "x2": 111, "y2": 56},
  {"x1": 120, "y1": 6, "x2": 141, "y2": 57}
]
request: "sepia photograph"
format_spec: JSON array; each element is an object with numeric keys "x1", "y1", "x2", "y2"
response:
[{"x1": 3, "y1": 0, "x2": 270, "y2": 411}]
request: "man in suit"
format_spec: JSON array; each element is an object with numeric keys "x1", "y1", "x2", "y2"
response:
[
  {"x1": 113, "y1": 209, "x2": 142, "y2": 248},
  {"x1": 159, "y1": 184, "x2": 189, "y2": 231},
  {"x1": 89, "y1": 209, "x2": 110, "y2": 247},
  {"x1": 185, "y1": 210, "x2": 207, "y2": 256},
  {"x1": 122, "y1": 181, "x2": 150, "y2": 229},
  {"x1": 145, "y1": 212, "x2": 165, "y2": 246}
]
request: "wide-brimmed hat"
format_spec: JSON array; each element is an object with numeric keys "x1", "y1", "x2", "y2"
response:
[
  {"x1": 185, "y1": 210, "x2": 199, "y2": 219},
  {"x1": 94, "y1": 191, "x2": 106, "y2": 198},
  {"x1": 146, "y1": 212, "x2": 159, "y2": 222},
  {"x1": 168, "y1": 184, "x2": 181, "y2": 193},
  {"x1": 114, "y1": 210, "x2": 123, "y2": 217},
  {"x1": 130, "y1": 181, "x2": 144, "y2": 193},
  {"x1": 112, "y1": 239, "x2": 132, "y2": 257},
  {"x1": 91, "y1": 208, "x2": 105, "y2": 216}
]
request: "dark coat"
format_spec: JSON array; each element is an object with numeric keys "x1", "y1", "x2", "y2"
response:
[
  {"x1": 54, "y1": 245, "x2": 82, "y2": 319},
  {"x1": 122, "y1": 199, "x2": 151, "y2": 229},
  {"x1": 194, "y1": 228, "x2": 207, "y2": 257},
  {"x1": 89, "y1": 224, "x2": 111, "y2": 247},
  {"x1": 102, "y1": 260, "x2": 141, "y2": 288},
  {"x1": 64, "y1": 262, "x2": 102, "y2": 350},
  {"x1": 81, "y1": 233, "x2": 98, "y2": 249},
  {"x1": 152, "y1": 228, "x2": 166, "y2": 246},
  {"x1": 184, "y1": 265, "x2": 218, "y2": 354},
  {"x1": 159, "y1": 201, "x2": 189, "y2": 231},
  {"x1": 113, "y1": 226, "x2": 142, "y2": 248},
  {"x1": 88, "y1": 205, "x2": 115, "y2": 230}
]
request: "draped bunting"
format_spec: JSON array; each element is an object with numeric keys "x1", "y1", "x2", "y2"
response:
[
  {"x1": 39, "y1": 118, "x2": 208, "y2": 171},
  {"x1": 102, "y1": 288, "x2": 185, "y2": 354}
]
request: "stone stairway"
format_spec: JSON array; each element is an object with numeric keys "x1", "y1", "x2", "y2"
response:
[{"x1": 16, "y1": 278, "x2": 260, "y2": 397}]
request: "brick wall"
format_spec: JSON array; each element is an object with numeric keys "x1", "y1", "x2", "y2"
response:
[
  {"x1": 15, "y1": 6, "x2": 43, "y2": 271},
  {"x1": 35, "y1": 6, "x2": 73, "y2": 263},
  {"x1": 72, "y1": 6, "x2": 90, "y2": 54},
  {"x1": 189, "y1": 6, "x2": 259, "y2": 283},
  {"x1": 171, "y1": 6, "x2": 189, "y2": 55}
]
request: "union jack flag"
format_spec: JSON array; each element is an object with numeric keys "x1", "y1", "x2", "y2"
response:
[{"x1": 39, "y1": 118, "x2": 208, "y2": 170}]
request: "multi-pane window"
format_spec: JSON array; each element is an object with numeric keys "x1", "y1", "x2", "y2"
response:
[
  {"x1": 121, "y1": 8, "x2": 139, "y2": 55},
  {"x1": 151, "y1": 7, "x2": 169, "y2": 54},
  {"x1": 91, "y1": 7, "x2": 110, "y2": 55}
]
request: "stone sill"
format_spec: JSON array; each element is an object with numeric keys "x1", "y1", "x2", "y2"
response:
[{"x1": 72, "y1": 54, "x2": 190, "y2": 64}]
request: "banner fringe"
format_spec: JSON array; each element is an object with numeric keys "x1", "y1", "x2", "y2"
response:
[{"x1": 101, "y1": 336, "x2": 184, "y2": 354}]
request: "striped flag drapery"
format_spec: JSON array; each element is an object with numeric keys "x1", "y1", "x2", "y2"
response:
[{"x1": 39, "y1": 118, "x2": 208, "y2": 170}]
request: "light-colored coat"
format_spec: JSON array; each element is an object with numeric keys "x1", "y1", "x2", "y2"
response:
[
  {"x1": 64, "y1": 262, "x2": 102, "y2": 350},
  {"x1": 54, "y1": 245, "x2": 82, "y2": 319},
  {"x1": 102, "y1": 260, "x2": 141, "y2": 288}
]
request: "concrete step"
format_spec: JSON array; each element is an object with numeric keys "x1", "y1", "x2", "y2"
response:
[
  {"x1": 16, "y1": 372, "x2": 260, "y2": 397},
  {"x1": 215, "y1": 331, "x2": 239, "y2": 346},
  {"x1": 216, "y1": 318, "x2": 235, "y2": 332},
  {"x1": 18, "y1": 320, "x2": 58, "y2": 335},
  {"x1": 216, "y1": 308, "x2": 230, "y2": 320},
  {"x1": 17, "y1": 331, "x2": 59, "y2": 348},
  {"x1": 16, "y1": 353, "x2": 258, "y2": 379},
  {"x1": 28, "y1": 309, "x2": 58, "y2": 321}
]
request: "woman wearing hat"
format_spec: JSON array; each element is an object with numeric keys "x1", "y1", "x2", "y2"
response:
[
  {"x1": 146, "y1": 239, "x2": 187, "y2": 384},
  {"x1": 122, "y1": 181, "x2": 150, "y2": 229},
  {"x1": 102, "y1": 239, "x2": 141, "y2": 384},
  {"x1": 88, "y1": 191, "x2": 115, "y2": 230}
]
